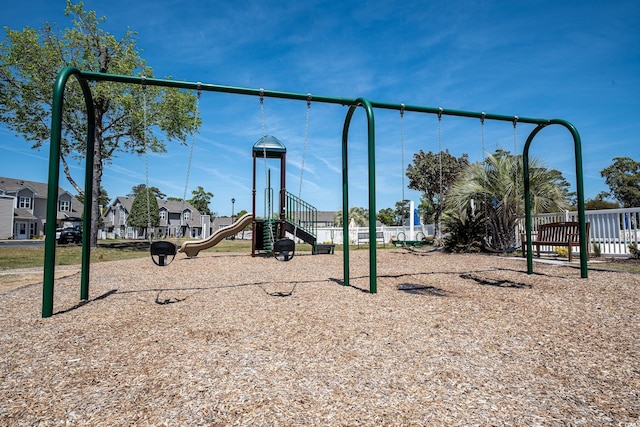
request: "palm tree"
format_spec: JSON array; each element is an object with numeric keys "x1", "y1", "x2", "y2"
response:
[
  {"x1": 446, "y1": 151, "x2": 570, "y2": 252},
  {"x1": 333, "y1": 207, "x2": 369, "y2": 226}
]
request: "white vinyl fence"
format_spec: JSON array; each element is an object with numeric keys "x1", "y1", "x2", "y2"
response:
[
  {"x1": 310, "y1": 208, "x2": 639, "y2": 257},
  {"x1": 312, "y1": 224, "x2": 436, "y2": 246}
]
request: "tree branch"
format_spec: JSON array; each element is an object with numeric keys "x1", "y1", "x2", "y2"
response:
[{"x1": 60, "y1": 153, "x2": 84, "y2": 196}]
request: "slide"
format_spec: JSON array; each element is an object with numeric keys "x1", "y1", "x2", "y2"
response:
[{"x1": 178, "y1": 213, "x2": 254, "y2": 258}]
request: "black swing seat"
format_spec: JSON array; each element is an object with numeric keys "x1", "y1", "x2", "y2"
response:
[
  {"x1": 273, "y1": 238, "x2": 295, "y2": 262},
  {"x1": 150, "y1": 241, "x2": 177, "y2": 266}
]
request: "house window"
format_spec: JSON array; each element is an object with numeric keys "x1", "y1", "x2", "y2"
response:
[
  {"x1": 183, "y1": 211, "x2": 190, "y2": 221},
  {"x1": 120, "y1": 208, "x2": 126, "y2": 221},
  {"x1": 19, "y1": 196, "x2": 31, "y2": 209},
  {"x1": 59, "y1": 200, "x2": 70, "y2": 211},
  {"x1": 159, "y1": 210, "x2": 166, "y2": 219}
]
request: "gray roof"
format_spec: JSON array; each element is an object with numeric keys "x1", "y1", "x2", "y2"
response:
[
  {"x1": 0, "y1": 176, "x2": 50, "y2": 198},
  {"x1": 111, "y1": 196, "x2": 134, "y2": 212},
  {"x1": 0, "y1": 176, "x2": 83, "y2": 213},
  {"x1": 317, "y1": 211, "x2": 337, "y2": 223},
  {"x1": 14, "y1": 208, "x2": 37, "y2": 220}
]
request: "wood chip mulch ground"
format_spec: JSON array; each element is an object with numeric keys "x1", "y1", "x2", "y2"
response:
[{"x1": 1, "y1": 250, "x2": 638, "y2": 426}]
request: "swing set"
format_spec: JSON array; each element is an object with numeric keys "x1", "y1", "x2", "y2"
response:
[{"x1": 41, "y1": 66, "x2": 589, "y2": 318}]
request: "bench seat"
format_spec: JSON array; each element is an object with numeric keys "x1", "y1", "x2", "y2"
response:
[{"x1": 522, "y1": 221, "x2": 590, "y2": 262}]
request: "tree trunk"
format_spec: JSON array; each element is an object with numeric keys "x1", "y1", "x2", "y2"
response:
[
  {"x1": 89, "y1": 105, "x2": 106, "y2": 248},
  {"x1": 486, "y1": 205, "x2": 518, "y2": 252},
  {"x1": 90, "y1": 146, "x2": 103, "y2": 248}
]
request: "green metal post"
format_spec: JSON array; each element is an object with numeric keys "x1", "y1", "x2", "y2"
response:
[
  {"x1": 341, "y1": 106, "x2": 357, "y2": 288},
  {"x1": 551, "y1": 119, "x2": 588, "y2": 278},
  {"x1": 358, "y1": 98, "x2": 377, "y2": 294},
  {"x1": 341, "y1": 99, "x2": 376, "y2": 293},
  {"x1": 78, "y1": 78, "x2": 96, "y2": 300},
  {"x1": 523, "y1": 122, "x2": 588, "y2": 279},
  {"x1": 43, "y1": 67, "x2": 77, "y2": 317},
  {"x1": 523, "y1": 125, "x2": 546, "y2": 275}
]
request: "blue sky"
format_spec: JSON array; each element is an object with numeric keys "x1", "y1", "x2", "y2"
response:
[{"x1": 2, "y1": 0, "x2": 639, "y2": 217}]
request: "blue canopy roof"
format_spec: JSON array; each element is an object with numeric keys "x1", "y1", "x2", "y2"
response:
[{"x1": 253, "y1": 135, "x2": 286, "y2": 158}]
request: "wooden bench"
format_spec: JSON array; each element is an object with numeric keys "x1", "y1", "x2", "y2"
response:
[
  {"x1": 357, "y1": 231, "x2": 385, "y2": 247},
  {"x1": 521, "y1": 221, "x2": 590, "y2": 262},
  {"x1": 314, "y1": 243, "x2": 335, "y2": 255}
]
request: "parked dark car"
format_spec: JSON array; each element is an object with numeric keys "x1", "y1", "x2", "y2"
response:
[{"x1": 55, "y1": 227, "x2": 82, "y2": 244}]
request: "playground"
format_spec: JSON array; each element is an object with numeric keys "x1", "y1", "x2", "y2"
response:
[{"x1": 1, "y1": 250, "x2": 638, "y2": 425}]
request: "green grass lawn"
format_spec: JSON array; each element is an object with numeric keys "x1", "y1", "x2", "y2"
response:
[
  {"x1": 5, "y1": 240, "x2": 636, "y2": 273},
  {"x1": 0, "y1": 239, "x2": 355, "y2": 270},
  {"x1": 0, "y1": 239, "x2": 252, "y2": 270}
]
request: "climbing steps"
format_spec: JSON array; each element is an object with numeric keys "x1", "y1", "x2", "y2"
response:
[{"x1": 254, "y1": 192, "x2": 334, "y2": 255}]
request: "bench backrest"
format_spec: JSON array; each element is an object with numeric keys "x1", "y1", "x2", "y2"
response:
[
  {"x1": 538, "y1": 221, "x2": 590, "y2": 242},
  {"x1": 358, "y1": 232, "x2": 384, "y2": 240}
]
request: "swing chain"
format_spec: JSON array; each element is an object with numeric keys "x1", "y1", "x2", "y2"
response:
[
  {"x1": 259, "y1": 88, "x2": 265, "y2": 141},
  {"x1": 400, "y1": 104, "x2": 406, "y2": 224},
  {"x1": 177, "y1": 84, "x2": 201, "y2": 241},
  {"x1": 141, "y1": 76, "x2": 154, "y2": 243},
  {"x1": 481, "y1": 112, "x2": 489, "y2": 243},
  {"x1": 513, "y1": 115, "x2": 519, "y2": 216},
  {"x1": 480, "y1": 112, "x2": 486, "y2": 163},
  {"x1": 437, "y1": 108, "x2": 444, "y2": 240},
  {"x1": 291, "y1": 94, "x2": 312, "y2": 243},
  {"x1": 299, "y1": 94, "x2": 311, "y2": 201},
  {"x1": 259, "y1": 89, "x2": 276, "y2": 251}
]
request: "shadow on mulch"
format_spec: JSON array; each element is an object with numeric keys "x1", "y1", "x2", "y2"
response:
[
  {"x1": 397, "y1": 283, "x2": 449, "y2": 296},
  {"x1": 52, "y1": 277, "x2": 334, "y2": 316},
  {"x1": 54, "y1": 289, "x2": 118, "y2": 315},
  {"x1": 460, "y1": 272, "x2": 532, "y2": 289},
  {"x1": 328, "y1": 277, "x2": 370, "y2": 293}
]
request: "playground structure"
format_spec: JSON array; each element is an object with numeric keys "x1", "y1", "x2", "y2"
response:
[
  {"x1": 41, "y1": 66, "x2": 589, "y2": 318},
  {"x1": 178, "y1": 135, "x2": 330, "y2": 259},
  {"x1": 250, "y1": 135, "x2": 333, "y2": 258},
  {"x1": 392, "y1": 200, "x2": 433, "y2": 248}
]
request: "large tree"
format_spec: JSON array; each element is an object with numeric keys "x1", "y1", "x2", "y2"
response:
[
  {"x1": 0, "y1": 1, "x2": 199, "y2": 246},
  {"x1": 127, "y1": 187, "x2": 159, "y2": 239},
  {"x1": 446, "y1": 151, "x2": 570, "y2": 252},
  {"x1": 376, "y1": 207, "x2": 395, "y2": 226},
  {"x1": 128, "y1": 184, "x2": 166, "y2": 200},
  {"x1": 584, "y1": 192, "x2": 620, "y2": 210},
  {"x1": 406, "y1": 149, "x2": 470, "y2": 236},
  {"x1": 600, "y1": 157, "x2": 640, "y2": 208},
  {"x1": 188, "y1": 186, "x2": 214, "y2": 216}
]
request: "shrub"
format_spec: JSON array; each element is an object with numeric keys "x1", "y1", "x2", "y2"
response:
[
  {"x1": 441, "y1": 209, "x2": 485, "y2": 253},
  {"x1": 629, "y1": 243, "x2": 640, "y2": 259}
]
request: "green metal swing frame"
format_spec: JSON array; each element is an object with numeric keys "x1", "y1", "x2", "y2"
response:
[{"x1": 42, "y1": 66, "x2": 588, "y2": 317}]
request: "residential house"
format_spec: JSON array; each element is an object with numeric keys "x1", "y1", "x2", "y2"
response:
[
  {"x1": 0, "y1": 177, "x2": 83, "y2": 239},
  {"x1": 102, "y1": 196, "x2": 210, "y2": 239},
  {"x1": 288, "y1": 210, "x2": 337, "y2": 230},
  {"x1": 316, "y1": 211, "x2": 337, "y2": 227}
]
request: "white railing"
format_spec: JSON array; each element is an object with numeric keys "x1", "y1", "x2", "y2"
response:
[{"x1": 312, "y1": 224, "x2": 435, "y2": 246}]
